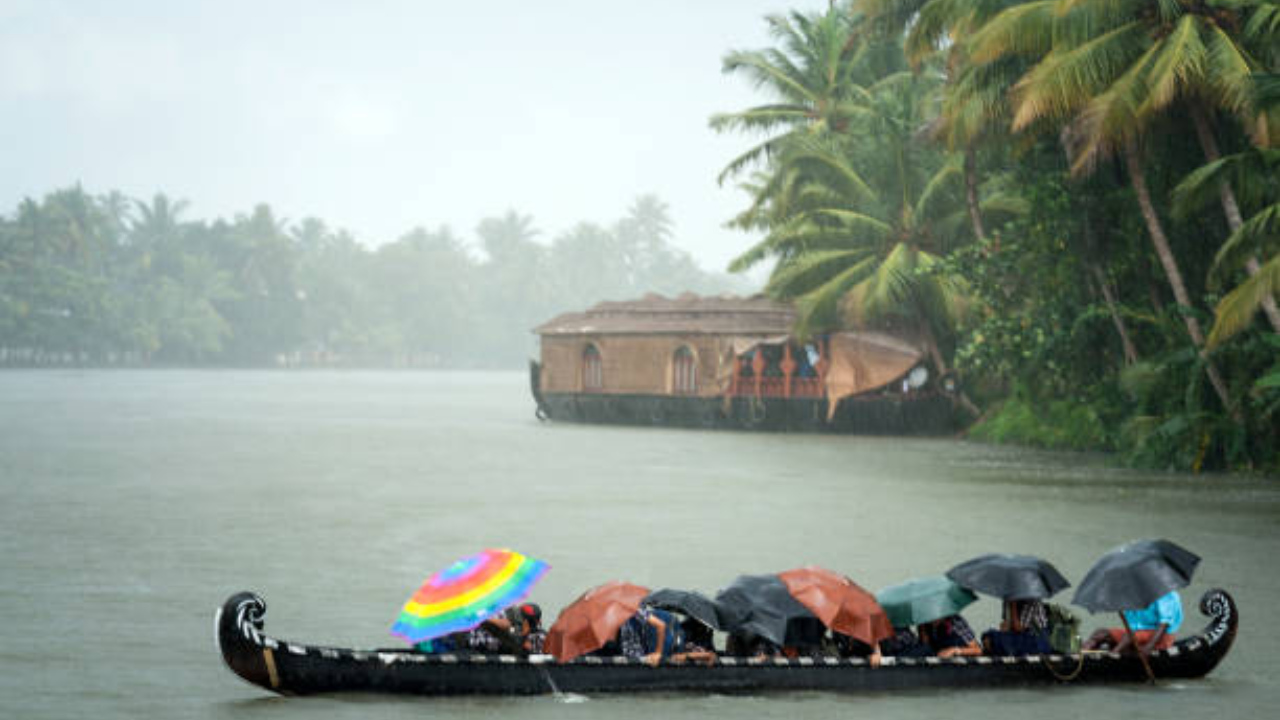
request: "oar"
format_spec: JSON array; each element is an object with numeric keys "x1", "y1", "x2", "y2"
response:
[{"x1": 1119, "y1": 613, "x2": 1156, "y2": 683}]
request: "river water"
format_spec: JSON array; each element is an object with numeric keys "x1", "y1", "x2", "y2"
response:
[{"x1": 1, "y1": 370, "x2": 1277, "y2": 719}]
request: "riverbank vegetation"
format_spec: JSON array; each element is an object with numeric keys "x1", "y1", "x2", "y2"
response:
[
  {"x1": 712, "y1": 1, "x2": 1279, "y2": 472},
  {"x1": 0, "y1": 190, "x2": 737, "y2": 368}
]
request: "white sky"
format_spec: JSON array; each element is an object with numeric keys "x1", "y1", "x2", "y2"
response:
[{"x1": 0, "y1": 0, "x2": 817, "y2": 275}]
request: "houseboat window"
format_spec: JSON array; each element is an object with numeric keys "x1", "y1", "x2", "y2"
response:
[
  {"x1": 582, "y1": 344, "x2": 603, "y2": 391},
  {"x1": 673, "y1": 346, "x2": 697, "y2": 394}
]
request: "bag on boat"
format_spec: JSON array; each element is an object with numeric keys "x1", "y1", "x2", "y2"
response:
[
  {"x1": 1046, "y1": 603, "x2": 1080, "y2": 654},
  {"x1": 982, "y1": 630, "x2": 1052, "y2": 656}
]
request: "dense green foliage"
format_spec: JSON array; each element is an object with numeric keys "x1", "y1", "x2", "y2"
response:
[
  {"x1": 0, "y1": 188, "x2": 737, "y2": 368},
  {"x1": 714, "y1": 1, "x2": 1280, "y2": 472}
]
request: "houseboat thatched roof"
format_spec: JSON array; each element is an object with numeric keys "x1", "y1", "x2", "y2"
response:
[{"x1": 533, "y1": 293, "x2": 795, "y2": 336}]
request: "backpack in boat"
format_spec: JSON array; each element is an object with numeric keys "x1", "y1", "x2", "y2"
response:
[{"x1": 1046, "y1": 603, "x2": 1080, "y2": 654}]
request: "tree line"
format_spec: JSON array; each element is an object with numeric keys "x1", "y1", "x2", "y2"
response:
[
  {"x1": 0, "y1": 188, "x2": 739, "y2": 369},
  {"x1": 712, "y1": 0, "x2": 1279, "y2": 471}
]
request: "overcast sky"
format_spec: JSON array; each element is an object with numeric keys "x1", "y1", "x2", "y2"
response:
[{"x1": 1, "y1": 0, "x2": 821, "y2": 275}]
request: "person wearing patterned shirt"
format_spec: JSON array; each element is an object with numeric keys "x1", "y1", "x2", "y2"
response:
[
  {"x1": 618, "y1": 607, "x2": 681, "y2": 666},
  {"x1": 918, "y1": 614, "x2": 982, "y2": 657}
]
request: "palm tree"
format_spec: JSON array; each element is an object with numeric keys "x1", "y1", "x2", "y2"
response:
[
  {"x1": 860, "y1": 0, "x2": 1031, "y2": 240},
  {"x1": 710, "y1": 7, "x2": 868, "y2": 182},
  {"x1": 967, "y1": 0, "x2": 1270, "y2": 408},
  {"x1": 1174, "y1": 73, "x2": 1280, "y2": 346},
  {"x1": 728, "y1": 116, "x2": 978, "y2": 373}
]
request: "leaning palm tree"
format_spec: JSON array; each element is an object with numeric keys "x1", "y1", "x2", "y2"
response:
[
  {"x1": 967, "y1": 0, "x2": 1273, "y2": 408},
  {"x1": 1174, "y1": 74, "x2": 1280, "y2": 346}
]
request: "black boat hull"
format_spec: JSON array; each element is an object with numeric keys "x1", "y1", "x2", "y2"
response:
[{"x1": 216, "y1": 589, "x2": 1237, "y2": 696}]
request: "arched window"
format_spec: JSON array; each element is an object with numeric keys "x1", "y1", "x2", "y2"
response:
[
  {"x1": 582, "y1": 344, "x2": 603, "y2": 391},
  {"x1": 672, "y1": 346, "x2": 697, "y2": 395}
]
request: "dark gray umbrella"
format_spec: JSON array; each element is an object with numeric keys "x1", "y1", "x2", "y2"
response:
[
  {"x1": 1072, "y1": 539, "x2": 1200, "y2": 613},
  {"x1": 946, "y1": 553, "x2": 1071, "y2": 601},
  {"x1": 642, "y1": 588, "x2": 727, "y2": 630},
  {"x1": 715, "y1": 574, "x2": 820, "y2": 647}
]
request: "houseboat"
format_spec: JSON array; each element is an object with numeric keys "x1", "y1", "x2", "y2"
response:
[{"x1": 529, "y1": 294, "x2": 956, "y2": 434}]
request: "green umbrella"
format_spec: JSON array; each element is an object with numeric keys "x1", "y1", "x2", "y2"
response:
[{"x1": 876, "y1": 576, "x2": 977, "y2": 628}]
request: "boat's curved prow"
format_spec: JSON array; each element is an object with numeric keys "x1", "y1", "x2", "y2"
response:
[
  {"x1": 1174, "y1": 588, "x2": 1238, "y2": 678},
  {"x1": 215, "y1": 591, "x2": 281, "y2": 694}
]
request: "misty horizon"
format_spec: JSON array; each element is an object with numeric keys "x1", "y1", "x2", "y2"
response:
[{"x1": 1, "y1": 0, "x2": 812, "y2": 275}]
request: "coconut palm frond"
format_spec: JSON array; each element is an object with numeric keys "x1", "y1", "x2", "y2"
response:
[
  {"x1": 914, "y1": 159, "x2": 965, "y2": 224},
  {"x1": 967, "y1": 1, "x2": 1058, "y2": 64},
  {"x1": 766, "y1": 249, "x2": 879, "y2": 298},
  {"x1": 1207, "y1": 253, "x2": 1280, "y2": 347},
  {"x1": 1012, "y1": 21, "x2": 1148, "y2": 131},
  {"x1": 1209, "y1": 203, "x2": 1280, "y2": 284}
]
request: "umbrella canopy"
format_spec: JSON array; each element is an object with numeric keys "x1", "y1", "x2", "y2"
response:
[
  {"x1": 545, "y1": 580, "x2": 651, "y2": 662},
  {"x1": 777, "y1": 566, "x2": 894, "y2": 646},
  {"x1": 946, "y1": 553, "x2": 1071, "y2": 601},
  {"x1": 876, "y1": 576, "x2": 977, "y2": 628},
  {"x1": 643, "y1": 588, "x2": 727, "y2": 630},
  {"x1": 391, "y1": 548, "x2": 550, "y2": 643},
  {"x1": 1072, "y1": 539, "x2": 1201, "y2": 613},
  {"x1": 715, "y1": 574, "x2": 821, "y2": 647}
]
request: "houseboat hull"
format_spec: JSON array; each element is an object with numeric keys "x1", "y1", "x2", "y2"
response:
[
  {"x1": 216, "y1": 589, "x2": 1237, "y2": 697},
  {"x1": 530, "y1": 361, "x2": 955, "y2": 435},
  {"x1": 535, "y1": 391, "x2": 955, "y2": 435}
]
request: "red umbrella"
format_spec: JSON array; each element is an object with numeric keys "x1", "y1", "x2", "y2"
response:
[
  {"x1": 545, "y1": 580, "x2": 651, "y2": 662},
  {"x1": 778, "y1": 566, "x2": 894, "y2": 646}
]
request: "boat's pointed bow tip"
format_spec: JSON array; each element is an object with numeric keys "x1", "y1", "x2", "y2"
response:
[{"x1": 1200, "y1": 588, "x2": 1236, "y2": 627}]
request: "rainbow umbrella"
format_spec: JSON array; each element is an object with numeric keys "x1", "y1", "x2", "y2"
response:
[{"x1": 391, "y1": 548, "x2": 550, "y2": 643}]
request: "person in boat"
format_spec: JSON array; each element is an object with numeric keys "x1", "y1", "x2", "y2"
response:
[
  {"x1": 667, "y1": 617, "x2": 717, "y2": 666},
  {"x1": 878, "y1": 626, "x2": 931, "y2": 658},
  {"x1": 982, "y1": 599, "x2": 1052, "y2": 656},
  {"x1": 725, "y1": 630, "x2": 781, "y2": 658},
  {"x1": 619, "y1": 606, "x2": 682, "y2": 666},
  {"x1": 832, "y1": 631, "x2": 883, "y2": 667},
  {"x1": 462, "y1": 614, "x2": 521, "y2": 654},
  {"x1": 918, "y1": 614, "x2": 983, "y2": 658},
  {"x1": 1082, "y1": 590, "x2": 1182, "y2": 656},
  {"x1": 513, "y1": 602, "x2": 547, "y2": 655}
]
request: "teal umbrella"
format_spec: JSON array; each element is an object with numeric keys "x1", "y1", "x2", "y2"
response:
[{"x1": 876, "y1": 576, "x2": 977, "y2": 628}]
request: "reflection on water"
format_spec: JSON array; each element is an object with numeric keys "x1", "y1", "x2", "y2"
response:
[{"x1": 1, "y1": 370, "x2": 1277, "y2": 719}]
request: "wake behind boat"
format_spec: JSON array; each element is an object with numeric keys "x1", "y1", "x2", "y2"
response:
[{"x1": 215, "y1": 588, "x2": 1237, "y2": 696}]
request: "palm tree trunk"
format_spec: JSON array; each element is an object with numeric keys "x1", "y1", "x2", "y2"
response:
[
  {"x1": 964, "y1": 144, "x2": 986, "y2": 241},
  {"x1": 918, "y1": 317, "x2": 981, "y2": 418},
  {"x1": 1091, "y1": 265, "x2": 1140, "y2": 365},
  {"x1": 1082, "y1": 208, "x2": 1139, "y2": 365},
  {"x1": 1123, "y1": 140, "x2": 1232, "y2": 410},
  {"x1": 1188, "y1": 106, "x2": 1280, "y2": 333}
]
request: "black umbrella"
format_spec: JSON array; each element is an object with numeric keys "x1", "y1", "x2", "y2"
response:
[
  {"x1": 715, "y1": 574, "x2": 821, "y2": 647},
  {"x1": 642, "y1": 588, "x2": 727, "y2": 631},
  {"x1": 946, "y1": 553, "x2": 1071, "y2": 601},
  {"x1": 1072, "y1": 539, "x2": 1201, "y2": 613}
]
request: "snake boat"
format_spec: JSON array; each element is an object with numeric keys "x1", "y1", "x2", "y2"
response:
[{"x1": 216, "y1": 588, "x2": 1237, "y2": 696}]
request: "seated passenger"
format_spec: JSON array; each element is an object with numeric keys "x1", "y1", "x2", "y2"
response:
[
  {"x1": 878, "y1": 626, "x2": 932, "y2": 658},
  {"x1": 618, "y1": 606, "x2": 682, "y2": 666},
  {"x1": 1082, "y1": 590, "x2": 1182, "y2": 657},
  {"x1": 780, "y1": 618, "x2": 828, "y2": 660},
  {"x1": 982, "y1": 599, "x2": 1052, "y2": 656},
  {"x1": 508, "y1": 602, "x2": 547, "y2": 655},
  {"x1": 918, "y1": 615, "x2": 982, "y2": 658},
  {"x1": 463, "y1": 615, "x2": 520, "y2": 654},
  {"x1": 725, "y1": 631, "x2": 781, "y2": 658},
  {"x1": 832, "y1": 631, "x2": 883, "y2": 667},
  {"x1": 669, "y1": 618, "x2": 717, "y2": 666}
]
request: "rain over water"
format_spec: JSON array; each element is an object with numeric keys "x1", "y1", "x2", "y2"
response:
[{"x1": 2, "y1": 370, "x2": 1278, "y2": 719}]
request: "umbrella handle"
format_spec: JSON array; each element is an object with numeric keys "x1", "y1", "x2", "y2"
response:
[{"x1": 1119, "y1": 613, "x2": 1156, "y2": 684}]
